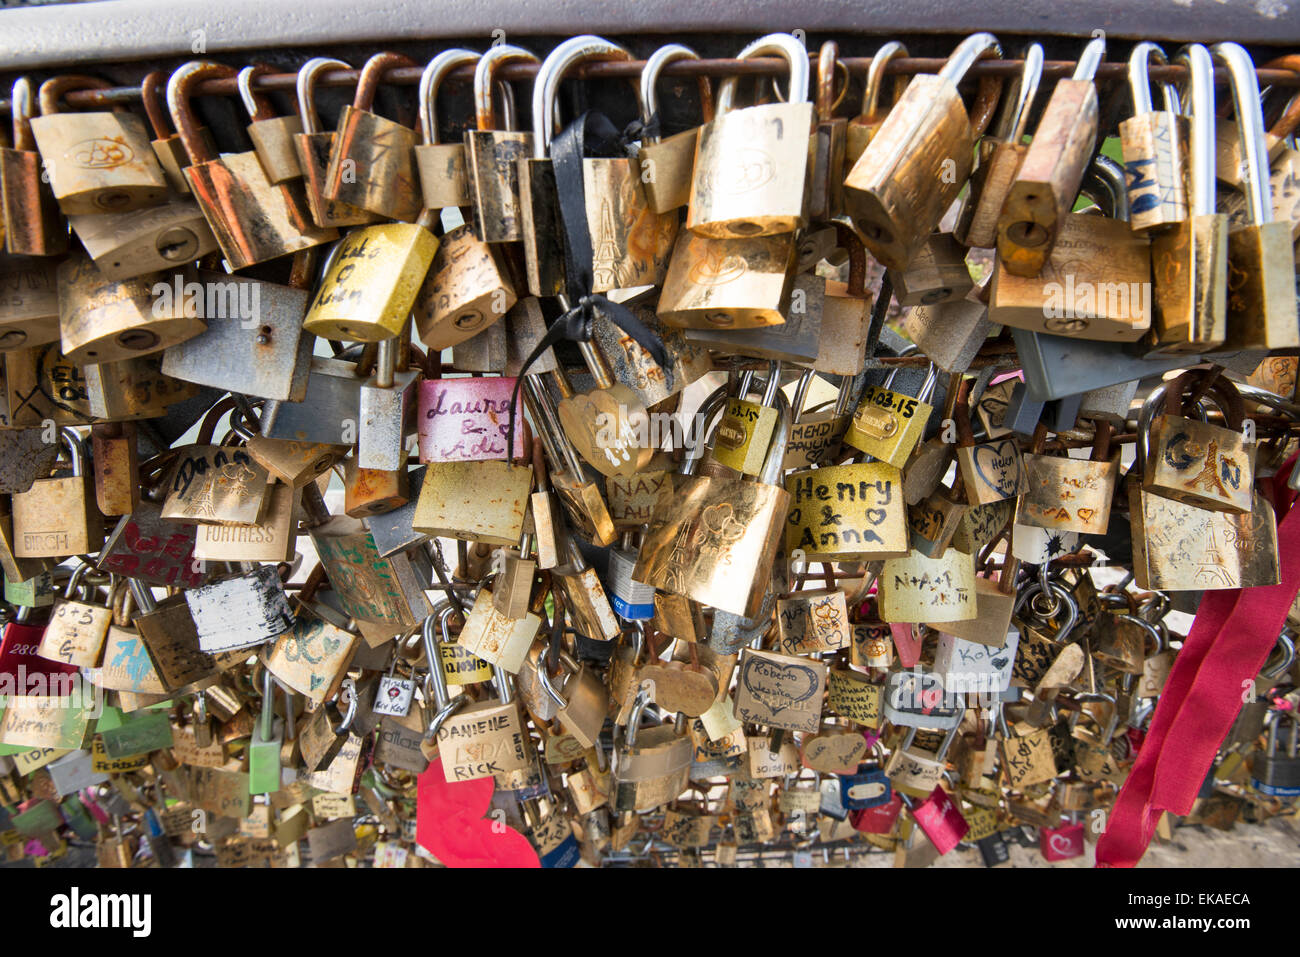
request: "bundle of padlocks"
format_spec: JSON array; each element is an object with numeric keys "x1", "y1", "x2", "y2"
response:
[{"x1": 0, "y1": 29, "x2": 1298, "y2": 870}]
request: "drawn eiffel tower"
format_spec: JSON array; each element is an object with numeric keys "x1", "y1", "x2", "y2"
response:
[{"x1": 592, "y1": 198, "x2": 620, "y2": 290}]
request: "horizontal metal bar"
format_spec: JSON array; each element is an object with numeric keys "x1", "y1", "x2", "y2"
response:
[
  {"x1": 1, "y1": 0, "x2": 1298, "y2": 70},
  {"x1": 15, "y1": 54, "x2": 1297, "y2": 116}
]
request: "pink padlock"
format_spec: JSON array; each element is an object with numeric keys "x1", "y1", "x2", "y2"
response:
[
  {"x1": 418, "y1": 376, "x2": 523, "y2": 464},
  {"x1": 890, "y1": 621, "x2": 923, "y2": 669},
  {"x1": 908, "y1": 786, "x2": 969, "y2": 855},
  {"x1": 1040, "y1": 820, "x2": 1085, "y2": 861}
]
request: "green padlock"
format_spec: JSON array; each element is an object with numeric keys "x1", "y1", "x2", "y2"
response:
[
  {"x1": 98, "y1": 707, "x2": 174, "y2": 759},
  {"x1": 248, "y1": 667, "x2": 283, "y2": 795},
  {"x1": 4, "y1": 571, "x2": 55, "y2": 608}
]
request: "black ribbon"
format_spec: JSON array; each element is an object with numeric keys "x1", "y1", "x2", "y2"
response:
[{"x1": 506, "y1": 109, "x2": 673, "y2": 463}]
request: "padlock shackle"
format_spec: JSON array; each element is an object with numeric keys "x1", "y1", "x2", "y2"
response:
[
  {"x1": 937, "y1": 32, "x2": 1001, "y2": 87},
  {"x1": 354, "y1": 52, "x2": 417, "y2": 115},
  {"x1": 1211, "y1": 42, "x2": 1272, "y2": 225},
  {"x1": 139, "y1": 71, "x2": 174, "y2": 140},
  {"x1": 1071, "y1": 36, "x2": 1106, "y2": 82},
  {"x1": 37, "y1": 74, "x2": 114, "y2": 116},
  {"x1": 420, "y1": 48, "x2": 479, "y2": 146},
  {"x1": 10, "y1": 76, "x2": 38, "y2": 151},
  {"x1": 1174, "y1": 43, "x2": 1216, "y2": 217},
  {"x1": 816, "y1": 40, "x2": 847, "y2": 123},
  {"x1": 532, "y1": 35, "x2": 633, "y2": 157},
  {"x1": 995, "y1": 43, "x2": 1043, "y2": 144},
  {"x1": 716, "y1": 33, "x2": 810, "y2": 116},
  {"x1": 475, "y1": 44, "x2": 538, "y2": 132},
  {"x1": 1128, "y1": 41, "x2": 1169, "y2": 117},
  {"x1": 167, "y1": 60, "x2": 235, "y2": 166},
  {"x1": 680, "y1": 385, "x2": 732, "y2": 477},
  {"x1": 296, "y1": 57, "x2": 353, "y2": 135},
  {"x1": 1160, "y1": 368, "x2": 1246, "y2": 431},
  {"x1": 1080, "y1": 153, "x2": 1129, "y2": 220},
  {"x1": 639, "y1": 43, "x2": 713, "y2": 136},
  {"x1": 237, "y1": 63, "x2": 286, "y2": 123},
  {"x1": 860, "y1": 40, "x2": 909, "y2": 123}
]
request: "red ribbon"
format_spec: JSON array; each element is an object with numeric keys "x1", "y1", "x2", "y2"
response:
[{"x1": 1096, "y1": 461, "x2": 1300, "y2": 867}]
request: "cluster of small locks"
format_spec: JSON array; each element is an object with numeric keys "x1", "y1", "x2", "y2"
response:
[{"x1": 0, "y1": 30, "x2": 1297, "y2": 870}]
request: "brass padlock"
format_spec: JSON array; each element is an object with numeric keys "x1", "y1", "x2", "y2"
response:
[
  {"x1": 989, "y1": 155, "x2": 1152, "y2": 342},
  {"x1": 0, "y1": 77, "x2": 68, "y2": 256},
  {"x1": 843, "y1": 359, "x2": 939, "y2": 468},
  {"x1": 238, "y1": 64, "x2": 304, "y2": 185},
  {"x1": 1145, "y1": 43, "x2": 1228, "y2": 356},
  {"x1": 292, "y1": 58, "x2": 378, "y2": 229},
  {"x1": 415, "y1": 48, "x2": 478, "y2": 211},
  {"x1": 12, "y1": 428, "x2": 103, "y2": 558},
  {"x1": 1119, "y1": 43, "x2": 1188, "y2": 234},
  {"x1": 66, "y1": 193, "x2": 217, "y2": 282},
  {"x1": 997, "y1": 36, "x2": 1106, "y2": 277},
  {"x1": 808, "y1": 41, "x2": 848, "y2": 224},
  {"x1": 952, "y1": 379, "x2": 1023, "y2": 505},
  {"x1": 552, "y1": 340, "x2": 654, "y2": 479},
  {"x1": 785, "y1": 460, "x2": 908, "y2": 561},
  {"x1": 1019, "y1": 420, "x2": 1120, "y2": 536},
  {"x1": 845, "y1": 40, "x2": 910, "y2": 168},
  {"x1": 302, "y1": 217, "x2": 439, "y2": 342},
  {"x1": 56, "y1": 249, "x2": 205, "y2": 365},
  {"x1": 141, "y1": 69, "x2": 214, "y2": 197},
  {"x1": 325, "y1": 52, "x2": 422, "y2": 223},
  {"x1": 1142, "y1": 370, "x2": 1254, "y2": 514},
  {"x1": 0, "y1": 258, "x2": 62, "y2": 352},
  {"x1": 687, "y1": 33, "x2": 812, "y2": 239},
  {"x1": 954, "y1": 44, "x2": 1043, "y2": 249},
  {"x1": 658, "y1": 224, "x2": 797, "y2": 330},
  {"x1": 465, "y1": 43, "x2": 539, "y2": 243},
  {"x1": 1214, "y1": 42, "x2": 1300, "y2": 351},
  {"x1": 161, "y1": 410, "x2": 273, "y2": 527},
  {"x1": 888, "y1": 232, "x2": 973, "y2": 307},
  {"x1": 29, "y1": 75, "x2": 168, "y2": 215},
  {"x1": 414, "y1": 222, "x2": 517, "y2": 352},
  {"x1": 170, "y1": 60, "x2": 338, "y2": 269},
  {"x1": 843, "y1": 32, "x2": 1002, "y2": 270},
  {"x1": 91, "y1": 420, "x2": 140, "y2": 517},
  {"x1": 638, "y1": 44, "x2": 713, "y2": 214},
  {"x1": 193, "y1": 480, "x2": 297, "y2": 563}
]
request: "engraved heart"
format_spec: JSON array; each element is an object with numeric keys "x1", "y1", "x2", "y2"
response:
[
  {"x1": 972, "y1": 440, "x2": 1022, "y2": 496},
  {"x1": 801, "y1": 732, "x2": 868, "y2": 774},
  {"x1": 741, "y1": 655, "x2": 819, "y2": 716},
  {"x1": 323, "y1": 636, "x2": 341, "y2": 656},
  {"x1": 1077, "y1": 507, "x2": 1096, "y2": 523}
]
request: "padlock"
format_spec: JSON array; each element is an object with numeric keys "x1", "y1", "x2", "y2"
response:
[
  {"x1": 302, "y1": 218, "x2": 439, "y2": 342},
  {"x1": 783, "y1": 370, "x2": 854, "y2": 470},
  {"x1": 901, "y1": 286, "x2": 993, "y2": 374},
  {"x1": 808, "y1": 41, "x2": 848, "y2": 224},
  {"x1": 0, "y1": 258, "x2": 61, "y2": 352},
  {"x1": 183, "y1": 562, "x2": 294, "y2": 653},
  {"x1": 160, "y1": 414, "x2": 272, "y2": 526},
  {"x1": 35, "y1": 562, "x2": 112, "y2": 669},
  {"x1": 238, "y1": 64, "x2": 303, "y2": 185},
  {"x1": 712, "y1": 362, "x2": 783, "y2": 475},
  {"x1": 1250, "y1": 711, "x2": 1300, "y2": 796},
  {"x1": 888, "y1": 725, "x2": 961, "y2": 798},
  {"x1": 66, "y1": 192, "x2": 217, "y2": 282},
  {"x1": 888, "y1": 233, "x2": 973, "y2": 307},
  {"x1": 522, "y1": 376, "x2": 618, "y2": 547},
  {"x1": 1142, "y1": 369, "x2": 1254, "y2": 514},
  {"x1": 29, "y1": 75, "x2": 168, "y2": 215},
  {"x1": 844, "y1": 32, "x2": 1002, "y2": 270},
  {"x1": 657, "y1": 227, "x2": 798, "y2": 329},
  {"x1": 553, "y1": 535, "x2": 620, "y2": 642},
  {"x1": 414, "y1": 222, "x2": 517, "y2": 352},
  {"x1": 552, "y1": 340, "x2": 654, "y2": 479},
  {"x1": 638, "y1": 44, "x2": 713, "y2": 214},
  {"x1": 1213, "y1": 43, "x2": 1300, "y2": 351},
  {"x1": 248, "y1": 666, "x2": 284, "y2": 795},
  {"x1": 193, "y1": 479, "x2": 296, "y2": 563},
  {"x1": 845, "y1": 41, "x2": 910, "y2": 168},
  {"x1": 954, "y1": 43, "x2": 1043, "y2": 248},
  {"x1": 908, "y1": 477, "x2": 968, "y2": 559},
  {"x1": 414, "y1": 49, "x2": 479, "y2": 210},
  {"x1": 325, "y1": 52, "x2": 421, "y2": 223},
  {"x1": 518, "y1": 36, "x2": 673, "y2": 297},
  {"x1": 785, "y1": 459, "x2": 908, "y2": 561},
  {"x1": 952, "y1": 378, "x2": 1023, "y2": 504},
  {"x1": 1145, "y1": 43, "x2": 1228, "y2": 356},
  {"x1": 878, "y1": 548, "x2": 977, "y2": 624},
  {"x1": 161, "y1": 251, "x2": 315, "y2": 402},
  {"x1": 170, "y1": 60, "x2": 338, "y2": 269},
  {"x1": 140, "y1": 69, "x2": 212, "y2": 197},
  {"x1": 1119, "y1": 42, "x2": 1188, "y2": 234},
  {"x1": 261, "y1": 355, "x2": 365, "y2": 446},
  {"x1": 1019, "y1": 419, "x2": 1120, "y2": 535},
  {"x1": 684, "y1": 273, "x2": 824, "y2": 363},
  {"x1": 465, "y1": 43, "x2": 539, "y2": 243},
  {"x1": 56, "y1": 250, "x2": 206, "y2": 366},
  {"x1": 612, "y1": 685, "x2": 692, "y2": 812},
  {"x1": 12, "y1": 428, "x2": 103, "y2": 558},
  {"x1": 537, "y1": 651, "x2": 608, "y2": 750},
  {"x1": 0, "y1": 77, "x2": 68, "y2": 256},
  {"x1": 90, "y1": 420, "x2": 139, "y2": 517},
  {"x1": 843, "y1": 358, "x2": 939, "y2": 468},
  {"x1": 435, "y1": 662, "x2": 534, "y2": 783},
  {"x1": 990, "y1": 155, "x2": 1153, "y2": 342},
  {"x1": 591, "y1": 300, "x2": 708, "y2": 408},
  {"x1": 292, "y1": 58, "x2": 378, "y2": 229},
  {"x1": 635, "y1": 383, "x2": 791, "y2": 618},
  {"x1": 687, "y1": 33, "x2": 812, "y2": 239},
  {"x1": 357, "y1": 333, "x2": 419, "y2": 472},
  {"x1": 343, "y1": 448, "x2": 410, "y2": 518},
  {"x1": 997, "y1": 36, "x2": 1106, "y2": 277}
]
